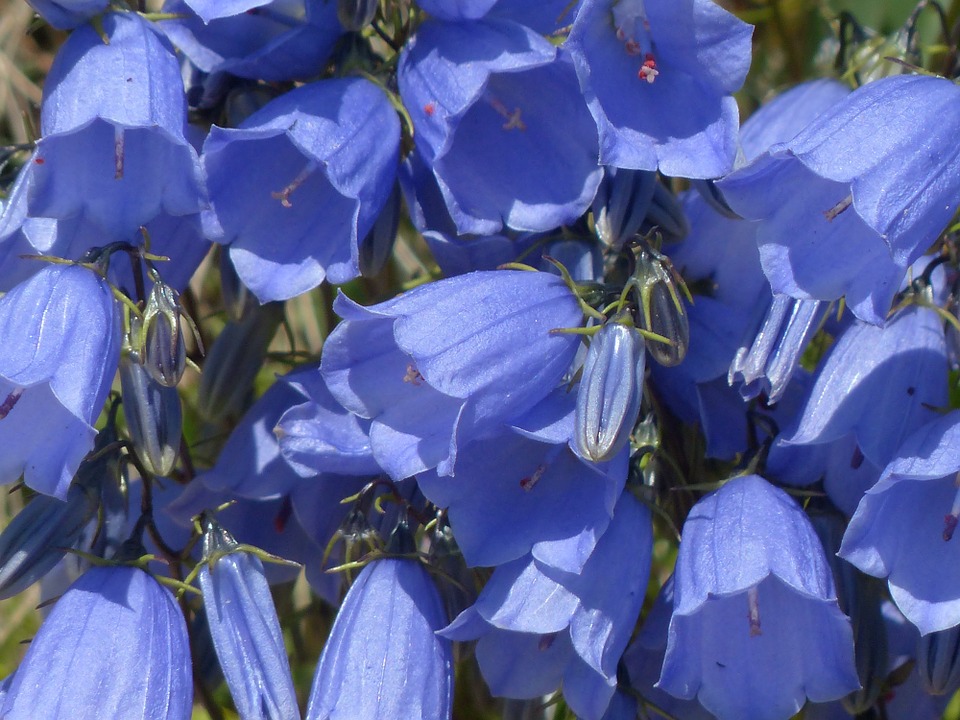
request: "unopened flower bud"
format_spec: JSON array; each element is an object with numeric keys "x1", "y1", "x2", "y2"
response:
[
  {"x1": 918, "y1": 624, "x2": 960, "y2": 696},
  {"x1": 199, "y1": 515, "x2": 299, "y2": 720},
  {"x1": 592, "y1": 168, "x2": 656, "y2": 251},
  {"x1": 219, "y1": 250, "x2": 257, "y2": 323},
  {"x1": 359, "y1": 182, "x2": 400, "y2": 277},
  {"x1": 0, "y1": 425, "x2": 119, "y2": 599},
  {"x1": 575, "y1": 319, "x2": 646, "y2": 462},
  {"x1": 629, "y1": 244, "x2": 689, "y2": 367},
  {"x1": 643, "y1": 181, "x2": 689, "y2": 242},
  {"x1": 120, "y1": 354, "x2": 182, "y2": 477},
  {"x1": 810, "y1": 510, "x2": 889, "y2": 715},
  {"x1": 198, "y1": 302, "x2": 285, "y2": 422},
  {"x1": 337, "y1": 0, "x2": 379, "y2": 31},
  {"x1": 0, "y1": 479, "x2": 99, "y2": 601},
  {"x1": 141, "y1": 281, "x2": 188, "y2": 387}
]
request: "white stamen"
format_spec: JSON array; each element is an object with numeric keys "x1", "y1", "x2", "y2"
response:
[
  {"x1": 747, "y1": 585, "x2": 762, "y2": 636},
  {"x1": 114, "y1": 126, "x2": 125, "y2": 179}
]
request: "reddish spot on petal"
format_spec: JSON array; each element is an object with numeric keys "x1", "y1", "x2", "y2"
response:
[
  {"x1": 33, "y1": 157, "x2": 44, "y2": 165},
  {"x1": 519, "y1": 464, "x2": 546, "y2": 491},
  {"x1": 424, "y1": 102, "x2": 436, "y2": 117},
  {"x1": 274, "y1": 495, "x2": 293, "y2": 533},
  {"x1": 944, "y1": 513, "x2": 958, "y2": 542}
]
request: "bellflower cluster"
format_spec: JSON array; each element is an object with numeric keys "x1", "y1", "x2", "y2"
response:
[{"x1": 4, "y1": 2, "x2": 960, "y2": 719}]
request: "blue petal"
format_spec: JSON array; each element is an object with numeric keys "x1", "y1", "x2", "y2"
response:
[
  {"x1": 659, "y1": 575, "x2": 858, "y2": 720},
  {"x1": 305, "y1": 559, "x2": 453, "y2": 720},
  {"x1": 474, "y1": 556, "x2": 580, "y2": 634},
  {"x1": 203, "y1": 78, "x2": 399, "y2": 301},
  {"x1": 563, "y1": 493, "x2": 651, "y2": 678},
  {"x1": 781, "y1": 306, "x2": 947, "y2": 468},
  {"x1": 416, "y1": 431, "x2": 624, "y2": 571},
  {"x1": 199, "y1": 526, "x2": 298, "y2": 720},
  {"x1": 276, "y1": 370, "x2": 380, "y2": 477},
  {"x1": 1, "y1": 566, "x2": 192, "y2": 719},
  {"x1": 841, "y1": 411, "x2": 960, "y2": 634},
  {"x1": 567, "y1": 0, "x2": 751, "y2": 177},
  {"x1": 0, "y1": 265, "x2": 119, "y2": 497}
]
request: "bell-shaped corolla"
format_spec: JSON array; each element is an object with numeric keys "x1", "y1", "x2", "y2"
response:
[
  {"x1": 0, "y1": 565, "x2": 192, "y2": 719},
  {"x1": 30, "y1": 13, "x2": 206, "y2": 243},
  {"x1": 566, "y1": 0, "x2": 753, "y2": 178},
  {"x1": 0, "y1": 264, "x2": 120, "y2": 498},
  {"x1": 398, "y1": 20, "x2": 601, "y2": 235},
  {"x1": 305, "y1": 558, "x2": 453, "y2": 720},
  {"x1": 201, "y1": 78, "x2": 399, "y2": 302},
  {"x1": 659, "y1": 474, "x2": 859, "y2": 720},
  {"x1": 719, "y1": 75, "x2": 960, "y2": 325},
  {"x1": 320, "y1": 269, "x2": 584, "y2": 480}
]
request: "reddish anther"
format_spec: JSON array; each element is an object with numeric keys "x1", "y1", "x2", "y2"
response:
[{"x1": 944, "y1": 513, "x2": 958, "y2": 542}]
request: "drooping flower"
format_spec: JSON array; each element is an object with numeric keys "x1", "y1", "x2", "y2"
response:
[
  {"x1": 650, "y1": 80, "x2": 852, "y2": 450},
  {"x1": 305, "y1": 557, "x2": 453, "y2": 720},
  {"x1": 0, "y1": 565, "x2": 192, "y2": 719},
  {"x1": 718, "y1": 74, "x2": 960, "y2": 325},
  {"x1": 201, "y1": 78, "x2": 399, "y2": 302},
  {"x1": 659, "y1": 474, "x2": 859, "y2": 720},
  {"x1": 840, "y1": 410, "x2": 960, "y2": 635},
  {"x1": 198, "y1": 516, "x2": 299, "y2": 720},
  {"x1": 160, "y1": 0, "x2": 344, "y2": 81},
  {"x1": 566, "y1": 0, "x2": 753, "y2": 178},
  {"x1": 30, "y1": 12, "x2": 206, "y2": 244},
  {"x1": 0, "y1": 156, "x2": 209, "y2": 294},
  {"x1": 321, "y1": 269, "x2": 584, "y2": 479},
  {"x1": 777, "y1": 303, "x2": 947, "y2": 470},
  {"x1": 441, "y1": 492, "x2": 651, "y2": 720},
  {"x1": 0, "y1": 263, "x2": 120, "y2": 498},
  {"x1": 398, "y1": 20, "x2": 601, "y2": 234},
  {"x1": 416, "y1": 425, "x2": 628, "y2": 572}
]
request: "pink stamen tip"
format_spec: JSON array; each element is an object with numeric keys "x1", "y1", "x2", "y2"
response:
[{"x1": 638, "y1": 53, "x2": 659, "y2": 83}]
